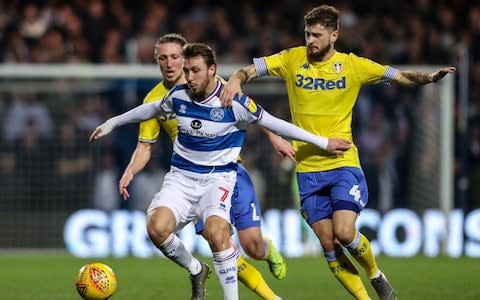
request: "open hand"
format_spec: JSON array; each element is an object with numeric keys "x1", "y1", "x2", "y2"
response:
[
  {"x1": 429, "y1": 67, "x2": 456, "y2": 82},
  {"x1": 326, "y1": 138, "x2": 352, "y2": 154},
  {"x1": 270, "y1": 134, "x2": 295, "y2": 160},
  {"x1": 119, "y1": 170, "x2": 133, "y2": 200},
  {"x1": 220, "y1": 77, "x2": 243, "y2": 107}
]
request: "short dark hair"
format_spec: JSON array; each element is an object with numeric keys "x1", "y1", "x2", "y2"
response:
[
  {"x1": 154, "y1": 33, "x2": 187, "y2": 58},
  {"x1": 182, "y1": 43, "x2": 216, "y2": 67},
  {"x1": 304, "y1": 5, "x2": 339, "y2": 30}
]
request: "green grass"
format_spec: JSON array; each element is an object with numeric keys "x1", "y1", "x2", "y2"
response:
[{"x1": 0, "y1": 254, "x2": 478, "y2": 299}]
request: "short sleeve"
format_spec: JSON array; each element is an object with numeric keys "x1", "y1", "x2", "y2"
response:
[
  {"x1": 254, "y1": 49, "x2": 290, "y2": 78},
  {"x1": 350, "y1": 53, "x2": 393, "y2": 85}
]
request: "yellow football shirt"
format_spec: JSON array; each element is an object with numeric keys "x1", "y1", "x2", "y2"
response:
[
  {"x1": 138, "y1": 81, "x2": 178, "y2": 143},
  {"x1": 255, "y1": 46, "x2": 396, "y2": 172}
]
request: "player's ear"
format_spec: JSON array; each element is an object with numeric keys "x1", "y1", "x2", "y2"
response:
[
  {"x1": 208, "y1": 64, "x2": 216, "y2": 77},
  {"x1": 330, "y1": 30, "x2": 338, "y2": 43}
]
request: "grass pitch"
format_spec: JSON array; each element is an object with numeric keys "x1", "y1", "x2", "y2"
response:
[{"x1": 0, "y1": 253, "x2": 477, "y2": 299}]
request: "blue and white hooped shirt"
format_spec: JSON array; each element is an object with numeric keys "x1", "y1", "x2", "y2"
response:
[{"x1": 156, "y1": 80, "x2": 264, "y2": 173}]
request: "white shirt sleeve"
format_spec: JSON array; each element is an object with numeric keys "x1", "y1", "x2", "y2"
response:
[
  {"x1": 106, "y1": 101, "x2": 163, "y2": 129},
  {"x1": 232, "y1": 95, "x2": 328, "y2": 150},
  {"x1": 257, "y1": 110, "x2": 328, "y2": 150}
]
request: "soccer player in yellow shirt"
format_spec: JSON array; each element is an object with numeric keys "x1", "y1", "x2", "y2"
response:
[
  {"x1": 221, "y1": 5, "x2": 456, "y2": 300},
  {"x1": 119, "y1": 33, "x2": 288, "y2": 300}
]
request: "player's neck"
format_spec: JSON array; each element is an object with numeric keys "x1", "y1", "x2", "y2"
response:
[
  {"x1": 321, "y1": 49, "x2": 336, "y2": 62},
  {"x1": 310, "y1": 48, "x2": 336, "y2": 63},
  {"x1": 203, "y1": 77, "x2": 218, "y2": 96}
]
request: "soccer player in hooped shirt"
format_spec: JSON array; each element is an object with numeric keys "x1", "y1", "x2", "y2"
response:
[
  {"x1": 118, "y1": 33, "x2": 289, "y2": 300},
  {"x1": 221, "y1": 5, "x2": 455, "y2": 300},
  {"x1": 90, "y1": 42, "x2": 351, "y2": 300}
]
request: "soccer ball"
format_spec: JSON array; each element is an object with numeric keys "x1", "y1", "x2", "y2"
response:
[{"x1": 75, "y1": 262, "x2": 117, "y2": 300}]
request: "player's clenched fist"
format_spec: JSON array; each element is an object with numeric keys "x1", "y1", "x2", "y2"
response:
[{"x1": 89, "y1": 121, "x2": 114, "y2": 142}]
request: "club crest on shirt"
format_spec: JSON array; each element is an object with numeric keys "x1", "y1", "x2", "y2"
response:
[
  {"x1": 210, "y1": 108, "x2": 224, "y2": 121},
  {"x1": 243, "y1": 97, "x2": 257, "y2": 113},
  {"x1": 332, "y1": 62, "x2": 343, "y2": 73}
]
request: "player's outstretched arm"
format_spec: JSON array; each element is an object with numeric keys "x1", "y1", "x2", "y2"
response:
[
  {"x1": 261, "y1": 128, "x2": 295, "y2": 160},
  {"x1": 393, "y1": 66, "x2": 456, "y2": 87},
  {"x1": 89, "y1": 102, "x2": 161, "y2": 143},
  {"x1": 221, "y1": 64, "x2": 258, "y2": 107},
  {"x1": 119, "y1": 142, "x2": 153, "y2": 200},
  {"x1": 257, "y1": 111, "x2": 351, "y2": 154}
]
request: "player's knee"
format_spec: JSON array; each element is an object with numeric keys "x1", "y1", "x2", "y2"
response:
[
  {"x1": 146, "y1": 219, "x2": 172, "y2": 244},
  {"x1": 334, "y1": 226, "x2": 356, "y2": 245},
  {"x1": 204, "y1": 219, "x2": 230, "y2": 251}
]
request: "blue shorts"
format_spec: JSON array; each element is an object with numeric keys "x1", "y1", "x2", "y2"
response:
[
  {"x1": 195, "y1": 163, "x2": 262, "y2": 234},
  {"x1": 297, "y1": 167, "x2": 368, "y2": 226}
]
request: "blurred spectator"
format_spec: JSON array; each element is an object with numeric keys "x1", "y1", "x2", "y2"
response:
[
  {"x1": 54, "y1": 120, "x2": 92, "y2": 210},
  {"x1": 82, "y1": 0, "x2": 111, "y2": 62},
  {"x1": 72, "y1": 95, "x2": 106, "y2": 132},
  {"x1": 0, "y1": 143, "x2": 21, "y2": 211},
  {"x1": 3, "y1": 93, "x2": 52, "y2": 143},
  {"x1": 357, "y1": 105, "x2": 393, "y2": 211},
  {"x1": 19, "y1": 3, "x2": 49, "y2": 43},
  {"x1": 92, "y1": 151, "x2": 118, "y2": 211},
  {"x1": 14, "y1": 118, "x2": 52, "y2": 211},
  {"x1": 469, "y1": 118, "x2": 480, "y2": 211}
]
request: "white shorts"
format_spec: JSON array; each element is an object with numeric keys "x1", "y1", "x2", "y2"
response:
[{"x1": 147, "y1": 167, "x2": 237, "y2": 231}]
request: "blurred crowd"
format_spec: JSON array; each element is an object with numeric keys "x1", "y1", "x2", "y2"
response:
[{"x1": 0, "y1": 0, "x2": 479, "y2": 213}]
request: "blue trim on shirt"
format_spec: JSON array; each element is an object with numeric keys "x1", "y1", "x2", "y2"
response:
[{"x1": 171, "y1": 153, "x2": 238, "y2": 173}]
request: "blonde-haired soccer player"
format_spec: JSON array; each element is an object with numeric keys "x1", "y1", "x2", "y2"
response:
[
  {"x1": 221, "y1": 4, "x2": 455, "y2": 300},
  {"x1": 117, "y1": 33, "x2": 287, "y2": 300}
]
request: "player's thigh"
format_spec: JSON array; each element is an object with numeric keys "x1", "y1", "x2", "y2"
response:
[
  {"x1": 330, "y1": 167, "x2": 368, "y2": 213},
  {"x1": 197, "y1": 171, "x2": 237, "y2": 224},
  {"x1": 147, "y1": 170, "x2": 196, "y2": 230},
  {"x1": 297, "y1": 172, "x2": 333, "y2": 225},
  {"x1": 232, "y1": 164, "x2": 262, "y2": 231}
]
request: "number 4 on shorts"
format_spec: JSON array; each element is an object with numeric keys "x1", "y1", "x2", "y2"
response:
[{"x1": 349, "y1": 185, "x2": 361, "y2": 202}]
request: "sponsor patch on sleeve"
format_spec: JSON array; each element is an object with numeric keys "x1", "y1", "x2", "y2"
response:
[{"x1": 237, "y1": 95, "x2": 262, "y2": 118}]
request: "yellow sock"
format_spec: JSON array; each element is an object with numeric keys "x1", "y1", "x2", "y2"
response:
[
  {"x1": 326, "y1": 249, "x2": 370, "y2": 300},
  {"x1": 346, "y1": 232, "x2": 380, "y2": 279},
  {"x1": 237, "y1": 255, "x2": 279, "y2": 300}
]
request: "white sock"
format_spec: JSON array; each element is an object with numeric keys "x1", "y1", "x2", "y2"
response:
[
  {"x1": 213, "y1": 247, "x2": 239, "y2": 300},
  {"x1": 159, "y1": 233, "x2": 201, "y2": 275}
]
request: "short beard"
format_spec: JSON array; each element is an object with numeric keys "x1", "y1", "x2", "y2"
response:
[{"x1": 307, "y1": 43, "x2": 331, "y2": 61}]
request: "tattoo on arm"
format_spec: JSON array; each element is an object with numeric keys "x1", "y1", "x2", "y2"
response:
[
  {"x1": 400, "y1": 71, "x2": 432, "y2": 86},
  {"x1": 238, "y1": 69, "x2": 250, "y2": 83}
]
